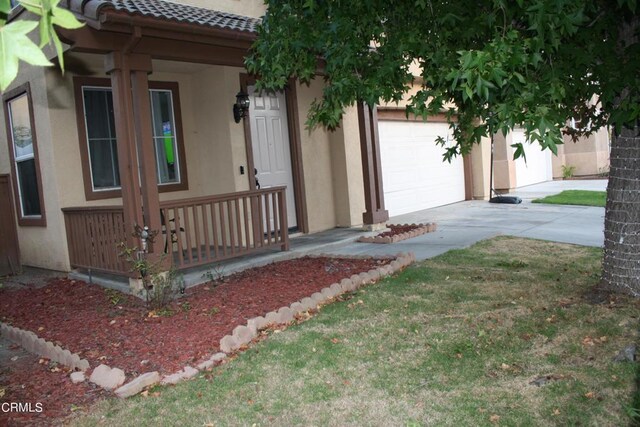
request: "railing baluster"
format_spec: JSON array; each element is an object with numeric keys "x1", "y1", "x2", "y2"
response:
[
  {"x1": 173, "y1": 207, "x2": 185, "y2": 268},
  {"x1": 202, "y1": 203, "x2": 211, "y2": 262},
  {"x1": 243, "y1": 196, "x2": 250, "y2": 253},
  {"x1": 235, "y1": 198, "x2": 242, "y2": 254},
  {"x1": 272, "y1": 191, "x2": 279, "y2": 244},
  {"x1": 193, "y1": 204, "x2": 201, "y2": 263},
  {"x1": 265, "y1": 193, "x2": 272, "y2": 245},
  {"x1": 210, "y1": 202, "x2": 220, "y2": 260},
  {"x1": 279, "y1": 189, "x2": 289, "y2": 250},
  {"x1": 258, "y1": 194, "x2": 265, "y2": 247},
  {"x1": 182, "y1": 206, "x2": 193, "y2": 265},
  {"x1": 219, "y1": 201, "x2": 227, "y2": 257},
  {"x1": 228, "y1": 199, "x2": 236, "y2": 254}
]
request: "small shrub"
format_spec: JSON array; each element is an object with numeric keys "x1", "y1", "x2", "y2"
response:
[
  {"x1": 119, "y1": 225, "x2": 185, "y2": 312},
  {"x1": 180, "y1": 301, "x2": 191, "y2": 312},
  {"x1": 105, "y1": 288, "x2": 123, "y2": 306},
  {"x1": 207, "y1": 306, "x2": 220, "y2": 316},
  {"x1": 562, "y1": 164, "x2": 577, "y2": 179},
  {"x1": 203, "y1": 264, "x2": 226, "y2": 283}
]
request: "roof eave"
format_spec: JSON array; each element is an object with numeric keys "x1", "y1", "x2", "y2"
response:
[{"x1": 99, "y1": 10, "x2": 257, "y2": 44}]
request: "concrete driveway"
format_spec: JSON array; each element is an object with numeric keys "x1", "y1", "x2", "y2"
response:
[{"x1": 326, "y1": 179, "x2": 607, "y2": 261}]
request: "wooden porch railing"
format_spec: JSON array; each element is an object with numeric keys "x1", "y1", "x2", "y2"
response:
[
  {"x1": 62, "y1": 206, "x2": 129, "y2": 275},
  {"x1": 159, "y1": 186, "x2": 289, "y2": 270},
  {"x1": 62, "y1": 187, "x2": 289, "y2": 275}
]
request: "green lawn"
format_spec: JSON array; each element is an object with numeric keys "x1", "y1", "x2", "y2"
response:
[
  {"x1": 532, "y1": 190, "x2": 607, "y2": 207},
  {"x1": 71, "y1": 237, "x2": 639, "y2": 426}
]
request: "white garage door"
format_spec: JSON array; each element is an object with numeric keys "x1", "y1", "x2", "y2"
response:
[
  {"x1": 379, "y1": 120, "x2": 466, "y2": 217},
  {"x1": 512, "y1": 129, "x2": 553, "y2": 188}
]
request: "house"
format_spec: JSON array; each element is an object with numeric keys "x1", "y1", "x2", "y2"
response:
[
  {"x1": 2, "y1": 0, "x2": 604, "y2": 290},
  {"x1": 493, "y1": 127, "x2": 610, "y2": 192},
  {"x1": 3, "y1": 0, "x2": 471, "y2": 289}
]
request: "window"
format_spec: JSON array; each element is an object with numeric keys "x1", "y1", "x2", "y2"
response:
[
  {"x1": 150, "y1": 89, "x2": 180, "y2": 185},
  {"x1": 3, "y1": 83, "x2": 46, "y2": 226},
  {"x1": 74, "y1": 78, "x2": 187, "y2": 200}
]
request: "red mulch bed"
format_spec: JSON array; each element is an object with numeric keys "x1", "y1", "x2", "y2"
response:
[
  {"x1": 0, "y1": 256, "x2": 389, "y2": 425},
  {"x1": 1, "y1": 349, "x2": 109, "y2": 426},
  {"x1": 377, "y1": 224, "x2": 422, "y2": 238}
]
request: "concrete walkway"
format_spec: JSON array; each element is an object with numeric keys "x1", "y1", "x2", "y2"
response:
[{"x1": 320, "y1": 179, "x2": 607, "y2": 261}]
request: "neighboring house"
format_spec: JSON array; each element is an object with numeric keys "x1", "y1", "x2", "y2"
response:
[{"x1": 493, "y1": 127, "x2": 610, "y2": 192}]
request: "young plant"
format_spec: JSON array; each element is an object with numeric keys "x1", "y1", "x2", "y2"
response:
[
  {"x1": 561, "y1": 164, "x2": 577, "y2": 179},
  {"x1": 118, "y1": 225, "x2": 184, "y2": 312}
]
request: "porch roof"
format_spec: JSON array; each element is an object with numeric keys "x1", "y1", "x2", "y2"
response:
[{"x1": 62, "y1": 0, "x2": 261, "y2": 33}]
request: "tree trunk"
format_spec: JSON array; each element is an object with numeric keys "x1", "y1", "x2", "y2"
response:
[{"x1": 601, "y1": 125, "x2": 640, "y2": 296}]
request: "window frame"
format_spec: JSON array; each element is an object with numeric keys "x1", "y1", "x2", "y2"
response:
[
  {"x1": 73, "y1": 77, "x2": 188, "y2": 201},
  {"x1": 3, "y1": 82, "x2": 47, "y2": 226}
]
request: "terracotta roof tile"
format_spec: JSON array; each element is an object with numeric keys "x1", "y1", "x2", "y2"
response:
[{"x1": 64, "y1": 0, "x2": 261, "y2": 33}]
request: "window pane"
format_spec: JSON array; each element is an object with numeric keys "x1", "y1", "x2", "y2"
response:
[
  {"x1": 150, "y1": 90, "x2": 179, "y2": 184},
  {"x1": 17, "y1": 158, "x2": 41, "y2": 216},
  {"x1": 9, "y1": 95, "x2": 34, "y2": 160},
  {"x1": 89, "y1": 139, "x2": 120, "y2": 189},
  {"x1": 83, "y1": 87, "x2": 120, "y2": 190},
  {"x1": 83, "y1": 88, "x2": 115, "y2": 139}
]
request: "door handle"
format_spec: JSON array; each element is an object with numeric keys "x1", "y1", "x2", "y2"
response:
[{"x1": 254, "y1": 168, "x2": 260, "y2": 189}]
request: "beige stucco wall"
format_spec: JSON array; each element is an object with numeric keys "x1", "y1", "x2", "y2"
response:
[
  {"x1": 330, "y1": 106, "x2": 365, "y2": 227},
  {"x1": 0, "y1": 66, "x2": 70, "y2": 271},
  {"x1": 554, "y1": 128, "x2": 610, "y2": 178},
  {"x1": 296, "y1": 80, "x2": 337, "y2": 233},
  {"x1": 471, "y1": 136, "x2": 492, "y2": 200},
  {"x1": 492, "y1": 132, "x2": 516, "y2": 191},
  {"x1": 174, "y1": 0, "x2": 266, "y2": 18}
]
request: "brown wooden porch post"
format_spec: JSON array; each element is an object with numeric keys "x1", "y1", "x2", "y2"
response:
[
  {"x1": 358, "y1": 101, "x2": 389, "y2": 226},
  {"x1": 129, "y1": 55, "x2": 163, "y2": 256},
  {"x1": 105, "y1": 52, "x2": 143, "y2": 257}
]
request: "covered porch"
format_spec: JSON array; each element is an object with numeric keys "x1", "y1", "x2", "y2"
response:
[{"x1": 56, "y1": 1, "x2": 388, "y2": 288}]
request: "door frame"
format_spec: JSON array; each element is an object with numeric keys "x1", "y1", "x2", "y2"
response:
[
  {"x1": 240, "y1": 73, "x2": 308, "y2": 233},
  {"x1": 0, "y1": 174, "x2": 21, "y2": 275}
]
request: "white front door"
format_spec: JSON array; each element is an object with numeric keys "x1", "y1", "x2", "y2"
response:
[{"x1": 248, "y1": 86, "x2": 297, "y2": 229}]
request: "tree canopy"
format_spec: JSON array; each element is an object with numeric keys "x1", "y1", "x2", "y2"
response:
[
  {"x1": 248, "y1": 0, "x2": 640, "y2": 296},
  {"x1": 247, "y1": 0, "x2": 639, "y2": 161}
]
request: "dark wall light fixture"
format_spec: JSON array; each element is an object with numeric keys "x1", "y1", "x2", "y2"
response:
[{"x1": 233, "y1": 90, "x2": 250, "y2": 123}]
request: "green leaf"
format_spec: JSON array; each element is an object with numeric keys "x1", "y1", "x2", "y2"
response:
[
  {"x1": 52, "y1": 6, "x2": 83, "y2": 29},
  {"x1": 511, "y1": 142, "x2": 526, "y2": 162},
  {"x1": 0, "y1": 20, "x2": 52, "y2": 90},
  {"x1": 0, "y1": 0, "x2": 12, "y2": 15}
]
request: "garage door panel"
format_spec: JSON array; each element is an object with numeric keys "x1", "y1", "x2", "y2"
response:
[
  {"x1": 379, "y1": 121, "x2": 466, "y2": 216},
  {"x1": 512, "y1": 129, "x2": 553, "y2": 188}
]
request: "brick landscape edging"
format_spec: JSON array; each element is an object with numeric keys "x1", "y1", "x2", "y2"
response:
[
  {"x1": 0, "y1": 322, "x2": 90, "y2": 372},
  {"x1": 218, "y1": 251, "x2": 416, "y2": 354},
  {"x1": 358, "y1": 223, "x2": 437, "y2": 244},
  {"x1": 155, "y1": 252, "x2": 415, "y2": 392},
  {"x1": 3, "y1": 253, "x2": 415, "y2": 399}
]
